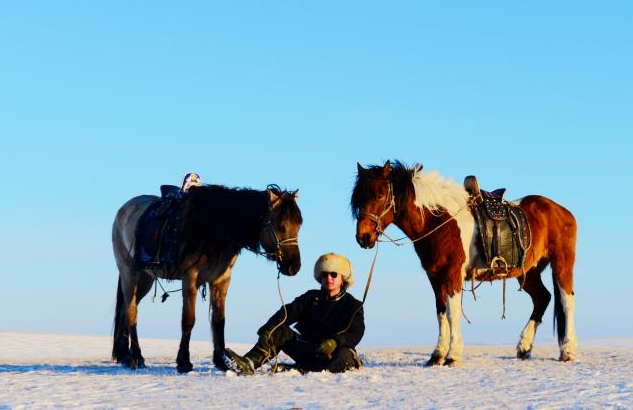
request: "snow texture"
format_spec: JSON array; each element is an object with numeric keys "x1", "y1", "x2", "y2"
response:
[{"x1": 1, "y1": 331, "x2": 631, "y2": 409}]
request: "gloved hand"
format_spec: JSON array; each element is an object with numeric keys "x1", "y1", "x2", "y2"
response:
[
  {"x1": 316, "y1": 338, "x2": 338, "y2": 360},
  {"x1": 257, "y1": 330, "x2": 274, "y2": 351}
]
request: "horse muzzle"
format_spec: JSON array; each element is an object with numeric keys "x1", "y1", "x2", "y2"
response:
[
  {"x1": 356, "y1": 232, "x2": 376, "y2": 249},
  {"x1": 278, "y1": 252, "x2": 301, "y2": 276}
]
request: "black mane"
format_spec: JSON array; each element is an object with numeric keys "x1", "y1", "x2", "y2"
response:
[
  {"x1": 180, "y1": 184, "x2": 302, "y2": 258},
  {"x1": 351, "y1": 160, "x2": 416, "y2": 219}
]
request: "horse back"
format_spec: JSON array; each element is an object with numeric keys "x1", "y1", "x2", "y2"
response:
[
  {"x1": 518, "y1": 195, "x2": 576, "y2": 232},
  {"x1": 518, "y1": 195, "x2": 577, "y2": 266}
]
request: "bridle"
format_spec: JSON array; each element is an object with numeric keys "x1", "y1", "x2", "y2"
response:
[
  {"x1": 358, "y1": 180, "x2": 396, "y2": 234},
  {"x1": 260, "y1": 218, "x2": 299, "y2": 270}
]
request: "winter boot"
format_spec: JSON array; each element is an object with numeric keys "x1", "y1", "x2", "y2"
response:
[
  {"x1": 222, "y1": 346, "x2": 268, "y2": 376},
  {"x1": 222, "y1": 348, "x2": 255, "y2": 375}
]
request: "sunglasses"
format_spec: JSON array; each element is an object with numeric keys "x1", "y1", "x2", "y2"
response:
[{"x1": 320, "y1": 271, "x2": 338, "y2": 280}]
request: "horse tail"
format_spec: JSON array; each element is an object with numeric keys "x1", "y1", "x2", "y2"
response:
[
  {"x1": 552, "y1": 274, "x2": 565, "y2": 346},
  {"x1": 112, "y1": 275, "x2": 125, "y2": 360}
]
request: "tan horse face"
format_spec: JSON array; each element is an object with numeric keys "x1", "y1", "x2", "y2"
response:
[
  {"x1": 355, "y1": 161, "x2": 395, "y2": 249},
  {"x1": 260, "y1": 189, "x2": 302, "y2": 276}
]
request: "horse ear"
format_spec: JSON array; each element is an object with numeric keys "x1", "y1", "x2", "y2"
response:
[
  {"x1": 382, "y1": 160, "x2": 392, "y2": 178},
  {"x1": 268, "y1": 189, "x2": 280, "y2": 205},
  {"x1": 357, "y1": 162, "x2": 366, "y2": 174},
  {"x1": 292, "y1": 189, "x2": 299, "y2": 199},
  {"x1": 414, "y1": 162, "x2": 423, "y2": 172}
]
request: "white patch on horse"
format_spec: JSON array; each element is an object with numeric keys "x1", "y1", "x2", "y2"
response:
[
  {"x1": 411, "y1": 170, "x2": 469, "y2": 217},
  {"x1": 517, "y1": 319, "x2": 539, "y2": 357},
  {"x1": 446, "y1": 292, "x2": 464, "y2": 363},
  {"x1": 433, "y1": 312, "x2": 450, "y2": 361},
  {"x1": 411, "y1": 169, "x2": 474, "y2": 363},
  {"x1": 558, "y1": 283, "x2": 578, "y2": 361}
]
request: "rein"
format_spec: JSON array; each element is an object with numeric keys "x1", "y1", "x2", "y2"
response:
[
  {"x1": 378, "y1": 204, "x2": 468, "y2": 246},
  {"x1": 357, "y1": 182, "x2": 475, "y2": 323}
]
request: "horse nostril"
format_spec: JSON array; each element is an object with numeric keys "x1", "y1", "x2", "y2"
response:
[{"x1": 362, "y1": 233, "x2": 371, "y2": 246}]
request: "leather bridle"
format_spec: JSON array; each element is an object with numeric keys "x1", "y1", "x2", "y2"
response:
[
  {"x1": 357, "y1": 180, "x2": 396, "y2": 234},
  {"x1": 261, "y1": 218, "x2": 299, "y2": 270}
]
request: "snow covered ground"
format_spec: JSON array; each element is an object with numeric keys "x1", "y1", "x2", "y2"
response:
[{"x1": 1, "y1": 331, "x2": 631, "y2": 409}]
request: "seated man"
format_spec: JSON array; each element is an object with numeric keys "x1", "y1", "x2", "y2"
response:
[{"x1": 223, "y1": 253, "x2": 364, "y2": 375}]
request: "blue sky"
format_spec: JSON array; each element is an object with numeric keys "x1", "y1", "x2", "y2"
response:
[{"x1": 1, "y1": 1, "x2": 631, "y2": 347}]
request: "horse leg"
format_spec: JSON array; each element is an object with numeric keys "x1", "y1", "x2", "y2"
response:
[
  {"x1": 176, "y1": 272, "x2": 199, "y2": 373},
  {"x1": 127, "y1": 272, "x2": 154, "y2": 369},
  {"x1": 426, "y1": 276, "x2": 450, "y2": 366},
  {"x1": 516, "y1": 261, "x2": 550, "y2": 359},
  {"x1": 552, "y1": 262, "x2": 577, "y2": 361},
  {"x1": 113, "y1": 271, "x2": 139, "y2": 368},
  {"x1": 117, "y1": 272, "x2": 153, "y2": 369},
  {"x1": 112, "y1": 275, "x2": 131, "y2": 364},
  {"x1": 444, "y1": 287, "x2": 464, "y2": 367},
  {"x1": 209, "y1": 273, "x2": 233, "y2": 370}
]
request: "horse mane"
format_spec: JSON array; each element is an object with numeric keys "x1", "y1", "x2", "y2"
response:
[
  {"x1": 351, "y1": 160, "x2": 469, "y2": 219},
  {"x1": 179, "y1": 184, "x2": 302, "y2": 258},
  {"x1": 411, "y1": 170, "x2": 469, "y2": 216},
  {"x1": 351, "y1": 160, "x2": 416, "y2": 219}
]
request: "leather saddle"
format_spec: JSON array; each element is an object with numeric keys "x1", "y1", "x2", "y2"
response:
[
  {"x1": 464, "y1": 175, "x2": 530, "y2": 272},
  {"x1": 134, "y1": 185, "x2": 184, "y2": 271}
]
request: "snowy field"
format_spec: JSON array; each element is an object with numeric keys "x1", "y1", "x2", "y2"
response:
[{"x1": 0, "y1": 331, "x2": 631, "y2": 409}]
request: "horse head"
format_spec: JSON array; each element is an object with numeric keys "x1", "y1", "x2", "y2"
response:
[
  {"x1": 351, "y1": 160, "x2": 397, "y2": 249},
  {"x1": 260, "y1": 186, "x2": 303, "y2": 276}
]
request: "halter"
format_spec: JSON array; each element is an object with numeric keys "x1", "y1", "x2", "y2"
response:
[
  {"x1": 260, "y1": 219, "x2": 299, "y2": 270},
  {"x1": 358, "y1": 180, "x2": 396, "y2": 233}
]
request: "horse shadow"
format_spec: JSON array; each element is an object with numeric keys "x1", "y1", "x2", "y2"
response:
[
  {"x1": 361, "y1": 350, "x2": 430, "y2": 368},
  {"x1": 0, "y1": 361, "x2": 226, "y2": 376}
]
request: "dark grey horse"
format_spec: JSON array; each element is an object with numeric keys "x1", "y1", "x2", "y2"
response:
[{"x1": 111, "y1": 184, "x2": 302, "y2": 373}]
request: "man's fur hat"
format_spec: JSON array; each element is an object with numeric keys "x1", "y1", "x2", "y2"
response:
[{"x1": 313, "y1": 253, "x2": 354, "y2": 288}]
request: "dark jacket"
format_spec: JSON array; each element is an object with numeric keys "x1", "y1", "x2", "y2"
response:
[{"x1": 258, "y1": 289, "x2": 365, "y2": 348}]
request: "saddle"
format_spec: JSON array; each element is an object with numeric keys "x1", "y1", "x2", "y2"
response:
[
  {"x1": 135, "y1": 185, "x2": 184, "y2": 271},
  {"x1": 464, "y1": 176, "x2": 531, "y2": 273}
]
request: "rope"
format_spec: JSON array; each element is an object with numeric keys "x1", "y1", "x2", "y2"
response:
[
  {"x1": 266, "y1": 272, "x2": 289, "y2": 373},
  {"x1": 335, "y1": 241, "x2": 380, "y2": 338},
  {"x1": 151, "y1": 278, "x2": 181, "y2": 303},
  {"x1": 377, "y1": 204, "x2": 468, "y2": 247},
  {"x1": 460, "y1": 289, "x2": 472, "y2": 324},
  {"x1": 502, "y1": 278, "x2": 507, "y2": 319},
  {"x1": 362, "y1": 241, "x2": 380, "y2": 304}
]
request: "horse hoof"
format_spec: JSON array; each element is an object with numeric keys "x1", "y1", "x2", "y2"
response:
[
  {"x1": 559, "y1": 352, "x2": 576, "y2": 362},
  {"x1": 425, "y1": 355, "x2": 444, "y2": 367},
  {"x1": 213, "y1": 350, "x2": 229, "y2": 371},
  {"x1": 120, "y1": 357, "x2": 133, "y2": 368},
  {"x1": 517, "y1": 350, "x2": 531, "y2": 360},
  {"x1": 177, "y1": 363, "x2": 194, "y2": 373},
  {"x1": 443, "y1": 358, "x2": 460, "y2": 367},
  {"x1": 131, "y1": 358, "x2": 146, "y2": 369}
]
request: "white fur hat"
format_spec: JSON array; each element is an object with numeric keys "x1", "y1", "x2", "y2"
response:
[{"x1": 313, "y1": 253, "x2": 354, "y2": 288}]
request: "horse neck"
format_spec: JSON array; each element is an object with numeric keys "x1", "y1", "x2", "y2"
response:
[
  {"x1": 184, "y1": 188, "x2": 268, "y2": 252},
  {"x1": 393, "y1": 195, "x2": 434, "y2": 241}
]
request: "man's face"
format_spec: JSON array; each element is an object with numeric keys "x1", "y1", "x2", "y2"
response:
[{"x1": 321, "y1": 271, "x2": 343, "y2": 294}]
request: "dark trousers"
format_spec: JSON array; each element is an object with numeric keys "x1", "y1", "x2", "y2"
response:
[{"x1": 267, "y1": 324, "x2": 361, "y2": 373}]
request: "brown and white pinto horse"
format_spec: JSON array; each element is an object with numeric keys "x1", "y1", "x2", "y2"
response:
[
  {"x1": 112, "y1": 184, "x2": 302, "y2": 373},
  {"x1": 352, "y1": 160, "x2": 577, "y2": 366}
]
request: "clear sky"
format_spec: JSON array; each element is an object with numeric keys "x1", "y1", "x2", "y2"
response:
[{"x1": 1, "y1": 1, "x2": 631, "y2": 347}]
